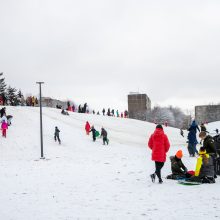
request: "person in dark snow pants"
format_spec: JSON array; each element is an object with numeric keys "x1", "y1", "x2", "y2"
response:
[
  {"x1": 90, "y1": 126, "x2": 97, "y2": 142},
  {"x1": 148, "y1": 124, "x2": 170, "y2": 184},
  {"x1": 54, "y1": 126, "x2": 61, "y2": 144},
  {"x1": 101, "y1": 127, "x2": 109, "y2": 145}
]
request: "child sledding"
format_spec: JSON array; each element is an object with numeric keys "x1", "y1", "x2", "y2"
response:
[
  {"x1": 167, "y1": 147, "x2": 216, "y2": 184},
  {"x1": 166, "y1": 150, "x2": 192, "y2": 180},
  {"x1": 186, "y1": 147, "x2": 215, "y2": 184}
]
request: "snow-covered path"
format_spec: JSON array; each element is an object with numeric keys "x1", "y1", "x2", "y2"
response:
[{"x1": 0, "y1": 107, "x2": 219, "y2": 220}]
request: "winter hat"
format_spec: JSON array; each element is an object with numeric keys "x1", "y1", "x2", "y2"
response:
[
  {"x1": 199, "y1": 131, "x2": 207, "y2": 138},
  {"x1": 156, "y1": 124, "x2": 163, "y2": 129},
  {"x1": 175, "y1": 150, "x2": 183, "y2": 159},
  {"x1": 199, "y1": 147, "x2": 206, "y2": 155}
]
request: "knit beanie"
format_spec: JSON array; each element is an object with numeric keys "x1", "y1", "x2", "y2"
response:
[
  {"x1": 175, "y1": 150, "x2": 183, "y2": 159},
  {"x1": 156, "y1": 124, "x2": 163, "y2": 129},
  {"x1": 199, "y1": 147, "x2": 206, "y2": 155}
]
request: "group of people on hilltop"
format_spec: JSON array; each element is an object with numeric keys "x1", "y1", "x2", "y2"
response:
[
  {"x1": 85, "y1": 121, "x2": 109, "y2": 145},
  {"x1": 148, "y1": 123, "x2": 219, "y2": 184},
  {"x1": 102, "y1": 108, "x2": 128, "y2": 118},
  {"x1": 57, "y1": 101, "x2": 129, "y2": 119},
  {"x1": 0, "y1": 107, "x2": 13, "y2": 138},
  {"x1": 26, "y1": 96, "x2": 38, "y2": 107}
]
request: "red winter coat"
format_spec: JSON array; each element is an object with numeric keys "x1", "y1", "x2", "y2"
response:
[
  {"x1": 85, "y1": 122, "x2": 91, "y2": 132},
  {"x1": 148, "y1": 128, "x2": 170, "y2": 162}
]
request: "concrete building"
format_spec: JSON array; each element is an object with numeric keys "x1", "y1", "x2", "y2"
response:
[
  {"x1": 195, "y1": 104, "x2": 220, "y2": 124},
  {"x1": 40, "y1": 97, "x2": 67, "y2": 109},
  {"x1": 128, "y1": 93, "x2": 151, "y2": 121}
]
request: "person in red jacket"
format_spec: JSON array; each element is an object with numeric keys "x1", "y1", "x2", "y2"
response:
[
  {"x1": 148, "y1": 124, "x2": 170, "y2": 184},
  {"x1": 85, "y1": 121, "x2": 91, "y2": 135}
]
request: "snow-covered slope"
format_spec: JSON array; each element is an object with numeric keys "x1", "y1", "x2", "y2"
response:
[
  {"x1": 207, "y1": 121, "x2": 220, "y2": 135},
  {"x1": 0, "y1": 107, "x2": 219, "y2": 220}
]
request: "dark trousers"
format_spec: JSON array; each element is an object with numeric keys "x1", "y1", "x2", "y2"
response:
[
  {"x1": 54, "y1": 134, "x2": 61, "y2": 143},
  {"x1": 155, "y1": 161, "x2": 164, "y2": 180},
  {"x1": 103, "y1": 137, "x2": 108, "y2": 145},
  {"x1": 188, "y1": 143, "x2": 198, "y2": 156},
  {"x1": 2, "y1": 129, "x2": 6, "y2": 137}
]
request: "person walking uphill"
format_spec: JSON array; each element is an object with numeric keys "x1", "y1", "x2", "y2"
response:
[
  {"x1": 148, "y1": 124, "x2": 170, "y2": 184},
  {"x1": 90, "y1": 126, "x2": 97, "y2": 142},
  {"x1": 54, "y1": 126, "x2": 61, "y2": 144},
  {"x1": 85, "y1": 121, "x2": 91, "y2": 135},
  {"x1": 100, "y1": 127, "x2": 109, "y2": 145}
]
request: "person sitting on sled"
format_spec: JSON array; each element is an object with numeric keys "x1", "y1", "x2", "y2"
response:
[
  {"x1": 166, "y1": 150, "x2": 191, "y2": 180},
  {"x1": 187, "y1": 147, "x2": 215, "y2": 184}
]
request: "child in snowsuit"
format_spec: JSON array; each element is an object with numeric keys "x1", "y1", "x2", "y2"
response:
[
  {"x1": 85, "y1": 121, "x2": 91, "y2": 135},
  {"x1": 187, "y1": 147, "x2": 215, "y2": 183},
  {"x1": 166, "y1": 150, "x2": 190, "y2": 180},
  {"x1": 54, "y1": 126, "x2": 61, "y2": 144},
  {"x1": 90, "y1": 126, "x2": 97, "y2": 142},
  {"x1": 100, "y1": 127, "x2": 109, "y2": 145},
  {"x1": 1, "y1": 120, "x2": 8, "y2": 138}
]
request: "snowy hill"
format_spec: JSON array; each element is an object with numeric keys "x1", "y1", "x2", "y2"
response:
[
  {"x1": 0, "y1": 107, "x2": 219, "y2": 220},
  {"x1": 207, "y1": 121, "x2": 220, "y2": 135}
]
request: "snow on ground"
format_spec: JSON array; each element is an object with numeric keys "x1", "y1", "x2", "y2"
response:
[
  {"x1": 0, "y1": 106, "x2": 220, "y2": 220},
  {"x1": 206, "y1": 121, "x2": 220, "y2": 136}
]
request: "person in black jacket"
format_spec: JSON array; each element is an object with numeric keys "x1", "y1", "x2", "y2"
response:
[
  {"x1": 90, "y1": 126, "x2": 97, "y2": 142},
  {"x1": 102, "y1": 108, "x2": 105, "y2": 116},
  {"x1": 200, "y1": 123, "x2": 207, "y2": 132},
  {"x1": 54, "y1": 126, "x2": 61, "y2": 144},
  {"x1": 199, "y1": 131, "x2": 218, "y2": 178},
  {"x1": 100, "y1": 127, "x2": 109, "y2": 145},
  {"x1": 199, "y1": 131, "x2": 216, "y2": 154},
  {"x1": 166, "y1": 150, "x2": 190, "y2": 180},
  {"x1": 0, "y1": 107, "x2": 6, "y2": 118}
]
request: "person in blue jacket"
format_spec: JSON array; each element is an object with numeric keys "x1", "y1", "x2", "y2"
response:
[{"x1": 187, "y1": 129, "x2": 198, "y2": 157}]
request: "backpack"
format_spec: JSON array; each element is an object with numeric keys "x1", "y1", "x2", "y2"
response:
[{"x1": 213, "y1": 135, "x2": 220, "y2": 154}]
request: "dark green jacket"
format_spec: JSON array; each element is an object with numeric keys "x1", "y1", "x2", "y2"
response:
[
  {"x1": 170, "y1": 156, "x2": 187, "y2": 175},
  {"x1": 203, "y1": 135, "x2": 216, "y2": 154}
]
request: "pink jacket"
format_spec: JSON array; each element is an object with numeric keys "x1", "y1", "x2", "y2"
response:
[{"x1": 1, "y1": 122, "x2": 8, "y2": 130}]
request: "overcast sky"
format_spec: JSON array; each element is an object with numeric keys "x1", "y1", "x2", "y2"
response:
[{"x1": 0, "y1": 0, "x2": 220, "y2": 112}]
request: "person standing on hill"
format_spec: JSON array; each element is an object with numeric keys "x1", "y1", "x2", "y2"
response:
[
  {"x1": 187, "y1": 129, "x2": 198, "y2": 157},
  {"x1": 148, "y1": 124, "x2": 170, "y2": 184},
  {"x1": 200, "y1": 123, "x2": 207, "y2": 133},
  {"x1": 116, "y1": 110, "x2": 119, "y2": 117},
  {"x1": 54, "y1": 126, "x2": 61, "y2": 144},
  {"x1": 0, "y1": 107, "x2": 6, "y2": 118},
  {"x1": 180, "y1": 129, "x2": 184, "y2": 137},
  {"x1": 1, "y1": 120, "x2": 8, "y2": 138},
  {"x1": 90, "y1": 125, "x2": 97, "y2": 142},
  {"x1": 85, "y1": 121, "x2": 91, "y2": 135},
  {"x1": 102, "y1": 108, "x2": 105, "y2": 116},
  {"x1": 188, "y1": 120, "x2": 200, "y2": 133}
]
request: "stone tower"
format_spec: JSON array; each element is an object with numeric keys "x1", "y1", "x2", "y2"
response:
[{"x1": 128, "y1": 93, "x2": 151, "y2": 121}]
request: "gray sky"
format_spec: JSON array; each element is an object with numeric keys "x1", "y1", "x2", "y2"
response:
[{"x1": 0, "y1": 0, "x2": 220, "y2": 112}]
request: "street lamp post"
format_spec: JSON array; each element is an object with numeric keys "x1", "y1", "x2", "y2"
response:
[{"x1": 36, "y1": 82, "x2": 45, "y2": 159}]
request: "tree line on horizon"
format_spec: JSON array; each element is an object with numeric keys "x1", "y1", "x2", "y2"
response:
[{"x1": 0, "y1": 72, "x2": 24, "y2": 106}]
